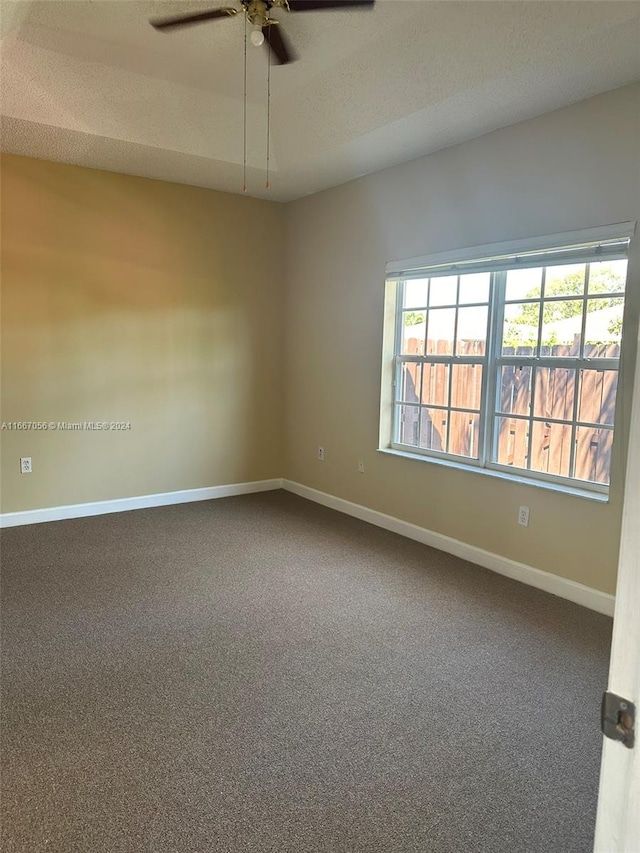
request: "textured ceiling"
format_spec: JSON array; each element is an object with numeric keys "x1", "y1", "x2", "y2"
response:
[{"x1": 1, "y1": 0, "x2": 639, "y2": 201}]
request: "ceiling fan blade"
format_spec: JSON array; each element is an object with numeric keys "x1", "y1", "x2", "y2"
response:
[
  {"x1": 151, "y1": 7, "x2": 237, "y2": 31},
  {"x1": 287, "y1": 0, "x2": 374, "y2": 11},
  {"x1": 263, "y1": 23, "x2": 296, "y2": 65}
]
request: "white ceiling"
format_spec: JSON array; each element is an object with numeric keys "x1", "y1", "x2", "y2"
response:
[{"x1": 1, "y1": 0, "x2": 639, "y2": 201}]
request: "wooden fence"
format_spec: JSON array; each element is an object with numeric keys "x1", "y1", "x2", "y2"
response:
[{"x1": 400, "y1": 340, "x2": 619, "y2": 484}]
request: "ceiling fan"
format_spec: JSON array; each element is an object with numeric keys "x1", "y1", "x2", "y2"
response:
[{"x1": 150, "y1": 0, "x2": 375, "y2": 65}]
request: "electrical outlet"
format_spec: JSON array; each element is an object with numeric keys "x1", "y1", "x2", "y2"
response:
[
  {"x1": 20, "y1": 457, "x2": 32, "y2": 474},
  {"x1": 317, "y1": 446, "x2": 325, "y2": 462},
  {"x1": 358, "y1": 460, "x2": 365, "y2": 473},
  {"x1": 518, "y1": 506, "x2": 530, "y2": 527}
]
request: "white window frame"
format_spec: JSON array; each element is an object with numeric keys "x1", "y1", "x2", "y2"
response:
[{"x1": 381, "y1": 222, "x2": 636, "y2": 497}]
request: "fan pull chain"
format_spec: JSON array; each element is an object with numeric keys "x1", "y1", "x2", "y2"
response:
[
  {"x1": 265, "y1": 24, "x2": 271, "y2": 191},
  {"x1": 242, "y1": 14, "x2": 248, "y2": 193}
]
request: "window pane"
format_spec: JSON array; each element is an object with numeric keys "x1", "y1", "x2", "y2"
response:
[
  {"x1": 540, "y1": 300, "x2": 582, "y2": 355},
  {"x1": 574, "y1": 426, "x2": 613, "y2": 485},
  {"x1": 578, "y1": 369, "x2": 618, "y2": 426},
  {"x1": 421, "y1": 362, "x2": 449, "y2": 407},
  {"x1": 404, "y1": 279, "x2": 428, "y2": 308},
  {"x1": 429, "y1": 276, "x2": 458, "y2": 307},
  {"x1": 456, "y1": 306, "x2": 488, "y2": 355},
  {"x1": 449, "y1": 411, "x2": 480, "y2": 459},
  {"x1": 494, "y1": 416, "x2": 529, "y2": 469},
  {"x1": 459, "y1": 273, "x2": 490, "y2": 305},
  {"x1": 502, "y1": 303, "x2": 539, "y2": 356},
  {"x1": 401, "y1": 313, "x2": 425, "y2": 355},
  {"x1": 498, "y1": 365, "x2": 532, "y2": 415},
  {"x1": 530, "y1": 420, "x2": 572, "y2": 478},
  {"x1": 396, "y1": 405, "x2": 420, "y2": 447},
  {"x1": 451, "y1": 363, "x2": 483, "y2": 411},
  {"x1": 584, "y1": 297, "x2": 624, "y2": 358},
  {"x1": 391, "y1": 243, "x2": 628, "y2": 493},
  {"x1": 398, "y1": 363, "x2": 421, "y2": 404},
  {"x1": 534, "y1": 367, "x2": 576, "y2": 421},
  {"x1": 588, "y1": 260, "x2": 628, "y2": 295},
  {"x1": 426, "y1": 308, "x2": 456, "y2": 355},
  {"x1": 420, "y1": 408, "x2": 447, "y2": 452},
  {"x1": 544, "y1": 264, "x2": 585, "y2": 297},
  {"x1": 505, "y1": 267, "x2": 542, "y2": 301}
]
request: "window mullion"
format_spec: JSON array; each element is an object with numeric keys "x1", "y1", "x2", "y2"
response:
[
  {"x1": 483, "y1": 270, "x2": 504, "y2": 466},
  {"x1": 445, "y1": 362, "x2": 454, "y2": 456},
  {"x1": 418, "y1": 279, "x2": 430, "y2": 451},
  {"x1": 579, "y1": 264, "x2": 591, "y2": 360},
  {"x1": 524, "y1": 268, "x2": 547, "y2": 471},
  {"x1": 392, "y1": 281, "x2": 405, "y2": 444},
  {"x1": 423, "y1": 279, "x2": 431, "y2": 358},
  {"x1": 569, "y1": 264, "x2": 592, "y2": 476},
  {"x1": 452, "y1": 275, "x2": 461, "y2": 357},
  {"x1": 496, "y1": 356, "x2": 619, "y2": 371},
  {"x1": 416, "y1": 362, "x2": 425, "y2": 451}
]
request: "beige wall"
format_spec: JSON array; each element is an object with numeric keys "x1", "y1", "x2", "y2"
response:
[
  {"x1": 1, "y1": 155, "x2": 285, "y2": 512},
  {"x1": 283, "y1": 84, "x2": 640, "y2": 596}
]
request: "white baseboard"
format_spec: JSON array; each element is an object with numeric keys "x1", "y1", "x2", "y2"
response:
[
  {"x1": 282, "y1": 479, "x2": 615, "y2": 617},
  {"x1": 0, "y1": 479, "x2": 283, "y2": 529}
]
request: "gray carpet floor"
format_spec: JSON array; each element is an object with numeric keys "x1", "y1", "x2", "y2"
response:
[{"x1": 1, "y1": 490, "x2": 611, "y2": 853}]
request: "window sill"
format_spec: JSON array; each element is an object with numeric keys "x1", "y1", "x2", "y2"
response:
[{"x1": 377, "y1": 447, "x2": 610, "y2": 503}]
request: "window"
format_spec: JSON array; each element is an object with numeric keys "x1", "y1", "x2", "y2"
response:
[{"x1": 383, "y1": 224, "x2": 634, "y2": 495}]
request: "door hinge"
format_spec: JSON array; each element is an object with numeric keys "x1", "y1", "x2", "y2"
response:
[{"x1": 601, "y1": 691, "x2": 635, "y2": 749}]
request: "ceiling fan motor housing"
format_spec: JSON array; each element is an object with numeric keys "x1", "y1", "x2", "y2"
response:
[{"x1": 246, "y1": 0, "x2": 270, "y2": 26}]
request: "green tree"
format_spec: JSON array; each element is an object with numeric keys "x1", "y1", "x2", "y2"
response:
[
  {"x1": 608, "y1": 316, "x2": 623, "y2": 337},
  {"x1": 510, "y1": 266, "x2": 623, "y2": 327},
  {"x1": 504, "y1": 265, "x2": 624, "y2": 348},
  {"x1": 404, "y1": 311, "x2": 425, "y2": 326}
]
